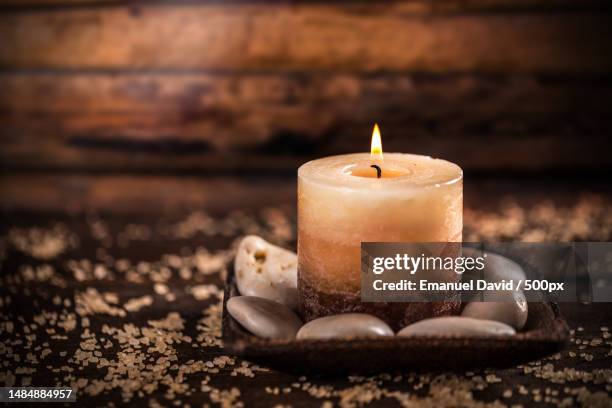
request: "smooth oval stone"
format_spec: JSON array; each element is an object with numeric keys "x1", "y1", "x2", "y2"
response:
[
  {"x1": 235, "y1": 235, "x2": 298, "y2": 310},
  {"x1": 227, "y1": 296, "x2": 302, "y2": 340},
  {"x1": 296, "y1": 314, "x2": 393, "y2": 340},
  {"x1": 397, "y1": 316, "x2": 516, "y2": 337},
  {"x1": 461, "y1": 247, "x2": 526, "y2": 282},
  {"x1": 462, "y1": 289, "x2": 528, "y2": 330}
]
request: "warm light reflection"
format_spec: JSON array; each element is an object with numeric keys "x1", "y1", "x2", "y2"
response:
[{"x1": 370, "y1": 123, "x2": 383, "y2": 161}]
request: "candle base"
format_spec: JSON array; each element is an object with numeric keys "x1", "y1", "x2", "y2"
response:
[{"x1": 298, "y1": 275, "x2": 461, "y2": 332}]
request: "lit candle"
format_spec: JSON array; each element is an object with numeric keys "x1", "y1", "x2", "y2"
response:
[{"x1": 297, "y1": 125, "x2": 463, "y2": 329}]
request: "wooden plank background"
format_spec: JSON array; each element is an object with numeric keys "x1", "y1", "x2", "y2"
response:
[
  {"x1": 1, "y1": 0, "x2": 611, "y2": 176},
  {"x1": 1, "y1": 6, "x2": 611, "y2": 73}
]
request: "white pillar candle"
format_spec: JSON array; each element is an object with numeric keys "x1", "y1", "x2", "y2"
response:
[{"x1": 297, "y1": 126, "x2": 463, "y2": 327}]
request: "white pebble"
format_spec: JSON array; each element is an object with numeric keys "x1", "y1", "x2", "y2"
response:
[
  {"x1": 227, "y1": 296, "x2": 302, "y2": 339},
  {"x1": 397, "y1": 316, "x2": 516, "y2": 337},
  {"x1": 297, "y1": 314, "x2": 393, "y2": 340},
  {"x1": 462, "y1": 290, "x2": 528, "y2": 330},
  {"x1": 461, "y1": 247, "x2": 529, "y2": 329},
  {"x1": 235, "y1": 236, "x2": 297, "y2": 309}
]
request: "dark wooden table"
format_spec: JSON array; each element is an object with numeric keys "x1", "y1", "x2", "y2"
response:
[{"x1": 1, "y1": 179, "x2": 611, "y2": 407}]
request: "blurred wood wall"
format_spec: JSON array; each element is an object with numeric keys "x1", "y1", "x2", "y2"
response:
[{"x1": 1, "y1": 0, "x2": 611, "y2": 185}]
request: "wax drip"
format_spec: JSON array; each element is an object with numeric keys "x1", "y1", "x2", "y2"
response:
[{"x1": 370, "y1": 164, "x2": 382, "y2": 178}]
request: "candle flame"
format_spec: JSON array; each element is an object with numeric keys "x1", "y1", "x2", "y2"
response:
[{"x1": 370, "y1": 123, "x2": 383, "y2": 161}]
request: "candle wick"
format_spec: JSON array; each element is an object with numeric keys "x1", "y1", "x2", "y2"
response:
[{"x1": 370, "y1": 164, "x2": 382, "y2": 178}]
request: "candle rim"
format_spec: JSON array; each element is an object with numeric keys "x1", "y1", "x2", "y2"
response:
[{"x1": 298, "y1": 153, "x2": 463, "y2": 190}]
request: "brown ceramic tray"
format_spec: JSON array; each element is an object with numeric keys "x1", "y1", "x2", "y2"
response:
[{"x1": 222, "y1": 265, "x2": 569, "y2": 374}]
